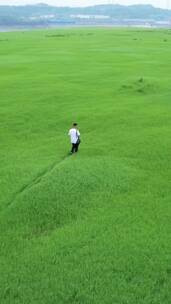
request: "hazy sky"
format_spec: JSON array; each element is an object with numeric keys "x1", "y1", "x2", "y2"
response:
[{"x1": 0, "y1": 0, "x2": 169, "y2": 9}]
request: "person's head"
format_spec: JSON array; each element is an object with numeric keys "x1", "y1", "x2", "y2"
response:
[{"x1": 73, "y1": 123, "x2": 78, "y2": 128}]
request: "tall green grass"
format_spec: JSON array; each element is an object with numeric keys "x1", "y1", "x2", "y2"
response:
[{"x1": 0, "y1": 28, "x2": 171, "y2": 303}]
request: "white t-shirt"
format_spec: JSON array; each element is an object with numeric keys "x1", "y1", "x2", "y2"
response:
[{"x1": 68, "y1": 128, "x2": 80, "y2": 144}]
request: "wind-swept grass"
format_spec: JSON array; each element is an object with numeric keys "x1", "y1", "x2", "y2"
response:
[{"x1": 0, "y1": 28, "x2": 171, "y2": 303}]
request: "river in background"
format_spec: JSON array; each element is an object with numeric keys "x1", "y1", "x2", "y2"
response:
[{"x1": 0, "y1": 24, "x2": 170, "y2": 33}]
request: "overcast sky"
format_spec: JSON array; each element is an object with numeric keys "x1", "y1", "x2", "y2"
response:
[{"x1": 0, "y1": 0, "x2": 169, "y2": 9}]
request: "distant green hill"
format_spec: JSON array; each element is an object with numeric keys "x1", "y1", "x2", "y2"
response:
[{"x1": 0, "y1": 4, "x2": 171, "y2": 26}]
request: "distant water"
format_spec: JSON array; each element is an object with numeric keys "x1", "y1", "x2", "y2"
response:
[
  {"x1": 0, "y1": 26, "x2": 45, "y2": 32},
  {"x1": 0, "y1": 27, "x2": 27, "y2": 32},
  {"x1": 0, "y1": 24, "x2": 168, "y2": 33}
]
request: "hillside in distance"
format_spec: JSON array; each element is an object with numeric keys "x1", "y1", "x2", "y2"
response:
[{"x1": 0, "y1": 3, "x2": 171, "y2": 27}]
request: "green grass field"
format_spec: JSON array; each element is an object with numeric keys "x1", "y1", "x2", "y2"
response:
[{"x1": 1, "y1": 27, "x2": 171, "y2": 303}]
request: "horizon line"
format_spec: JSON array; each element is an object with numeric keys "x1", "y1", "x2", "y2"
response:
[{"x1": 0, "y1": 3, "x2": 164, "y2": 9}]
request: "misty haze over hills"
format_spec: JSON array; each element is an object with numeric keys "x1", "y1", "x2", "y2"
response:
[{"x1": 0, "y1": 3, "x2": 171, "y2": 29}]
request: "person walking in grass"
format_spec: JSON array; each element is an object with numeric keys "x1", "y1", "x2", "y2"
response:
[{"x1": 68, "y1": 123, "x2": 81, "y2": 154}]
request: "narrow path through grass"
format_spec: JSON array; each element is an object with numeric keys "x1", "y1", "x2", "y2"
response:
[{"x1": 7, "y1": 154, "x2": 70, "y2": 208}]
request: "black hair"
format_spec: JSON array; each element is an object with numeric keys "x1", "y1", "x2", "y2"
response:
[{"x1": 73, "y1": 123, "x2": 78, "y2": 126}]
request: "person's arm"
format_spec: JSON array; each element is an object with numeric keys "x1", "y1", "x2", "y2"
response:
[{"x1": 77, "y1": 130, "x2": 80, "y2": 137}]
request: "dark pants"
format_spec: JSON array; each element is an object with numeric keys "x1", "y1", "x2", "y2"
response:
[{"x1": 71, "y1": 143, "x2": 79, "y2": 153}]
